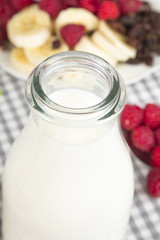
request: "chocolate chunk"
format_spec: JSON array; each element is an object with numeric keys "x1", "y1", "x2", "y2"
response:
[
  {"x1": 139, "y1": 1, "x2": 152, "y2": 14},
  {"x1": 127, "y1": 38, "x2": 140, "y2": 48},
  {"x1": 128, "y1": 24, "x2": 144, "y2": 38},
  {"x1": 52, "y1": 39, "x2": 61, "y2": 49},
  {"x1": 120, "y1": 14, "x2": 136, "y2": 27},
  {"x1": 87, "y1": 30, "x2": 95, "y2": 37},
  {"x1": 147, "y1": 33, "x2": 158, "y2": 51},
  {"x1": 143, "y1": 23, "x2": 151, "y2": 31},
  {"x1": 108, "y1": 21, "x2": 126, "y2": 34},
  {"x1": 145, "y1": 56, "x2": 153, "y2": 66},
  {"x1": 127, "y1": 58, "x2": 141, "y2": 64}
]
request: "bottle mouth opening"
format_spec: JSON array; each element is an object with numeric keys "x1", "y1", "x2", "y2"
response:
[{"x1": 25, "y1": 51, "x2": 126, "y2": 125}]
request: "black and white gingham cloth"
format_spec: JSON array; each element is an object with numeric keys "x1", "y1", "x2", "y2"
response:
[{"x1": 0, "y1": 66, "x2": 160, "y2": 240}]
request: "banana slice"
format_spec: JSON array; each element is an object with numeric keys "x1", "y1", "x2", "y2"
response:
[
  {"x1": 7, "y1": 4, "x2": 51, "y2": 48},
  {"x1": 11, "y1": 48, "x2": 35, "y2": 74},
  {"x1": 74, "y1": 36, "x2": 117, "y2": 66},
  {"x1": 99, "y1": 21, "x2": 136, "y2": 59},
  {"x1": 24, "y1": 36, "x2": 69, "y2": 65},
  {"x1": 51, "y1": 19, "x2": 55, "y2": 35},
  {"x1": 55, "y1": 8, "x2": 98, "y2": 35},
  {"x1": 91, "y1": 31, "x2": 130, "y2": 62}
]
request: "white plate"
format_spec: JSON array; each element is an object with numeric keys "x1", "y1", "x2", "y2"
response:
[
  {"x1": 0, "y1": 49, "x2": 27, "y2": 80},
  {"x1": 116, "y1": 55, "x2": 160, "y2": 85},
  {"x1": 1, "y1": 48, "x2": 160, "y2": 85},
  {"x1": 0, "y1": 0, "x2": 160, "y2": 85}
]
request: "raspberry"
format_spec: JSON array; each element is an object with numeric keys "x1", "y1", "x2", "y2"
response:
[
  {"x1": 62, "y1": 0, "x2": 79, "y2": 8},
  {"x1": 39, "y1": 0, "x2": 62, "y2": 18},
  {"x1": 79, "y1": 0, "x2": 100, "y2": 14},
  {"x1": 143, "y1": 104, "x2": 160, "y2": 130},
  {"x1": 120, "y1": 104, "x2": 143, "y2": 131},
  {"x1": 60, "y1": 24, "x2": 85, "y2": 47},
  {"x1": 0, "y1": 26, "x2": 4, "y2": 45},
  {"x1": 118, "y1": 0, "x2": 143, "y2": 15},
  {"x1": 123, "y1": 129, "x2": 152, "y2": 165},
  {"x1": 98, "y1": 1, "x2": 120, "y2": 20},
  {"x1": 0, "y1": 0, "x2": 15, "y2": 45},
  {"x1": 147, "y1": 168, "x2": 160, "y2": 197},
  {"x1": 155, "y1": 128, "x2": 160, "y2": 145},
  {"x1": 0, "y1": 1, "x2": 16, "y2": 28},
  {"x1": 0, "y1": 25, "x2": 8, "y2": 45},
  {"x1": 151, "y1": 146, "x2": 160, "y2": 168},
  {"x1": 11, "y1": 0, "x2": 33, "y2": 11},
  {"x1": 131, "y1": 126, "x2": 155, "y2": 152}
]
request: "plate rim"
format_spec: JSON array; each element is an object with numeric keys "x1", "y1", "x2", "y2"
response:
[{"x1": 0, "y1": 0, "x2": 160, "y2": 84}]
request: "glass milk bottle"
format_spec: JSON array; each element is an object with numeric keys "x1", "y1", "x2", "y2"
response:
[{"x1": 3, "y1": 51, "x2": 134, "y2": 240}]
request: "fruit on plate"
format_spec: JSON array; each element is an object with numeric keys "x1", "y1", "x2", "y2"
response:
[
  {"x1": 55, "y1": 7, "x2": 99, "y2": 35},
  {"x1": 98, "y1": 21, "x2": 136, "y2": 60},
  {"x1": 60, "y1": 24, "x2": 86, "y2": 47},
  {"x1": 39, "y1": 0, "x2": 62, "y2": 18},
  {"x1": 1, "y1": 0, "x2": 159, "y2": 75},
  {"x1": 91, "y1": 31, "x2": 128, "y2": 62},
  {"x1": 7, "y1": 4, "x2": 51, "y2": 48},
  {"x1": 74, "y1": 36, "x2": 117, "y2": 66},
  {"x1": 97, "y1": 1, "x2": 120, "y2": 20},
  {"x1": 24, "y1": 36, "x2": 69, "y2": 65},
  {"x1": 11, "y1": 48, "x2": 35, "y2": 74},
  {"x1": 5, "y1": 3, "x2": 136, "y2": 74}
]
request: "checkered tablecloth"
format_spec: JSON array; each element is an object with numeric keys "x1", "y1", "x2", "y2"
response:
[{"x1": 0, "y1": 66, "x2": 160, "y2": 240}]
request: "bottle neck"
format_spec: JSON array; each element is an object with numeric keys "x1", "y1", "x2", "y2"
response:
[
  {"x1": 31, "y1": 112, "x2": 117, "y2": 145},
  {"x1": 25, "y1": 51, "x2": 126, "y2": 129}
]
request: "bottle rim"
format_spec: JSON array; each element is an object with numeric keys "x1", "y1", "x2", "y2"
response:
[{"x1": 25, "y1": 51, "x2": 126, "y2": 127}]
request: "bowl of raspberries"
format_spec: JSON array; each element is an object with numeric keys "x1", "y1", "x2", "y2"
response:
[{"x1": 120, "y1": 103, "x2": 160, "y2": 197}]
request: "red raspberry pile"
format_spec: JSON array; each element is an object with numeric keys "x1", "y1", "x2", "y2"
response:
[
  {"x1": 0, "y1": 0, "x2": 34, "y2": 45},
  {"x1": 0, "y1": 0, "x2": 143, "y2": 47},
  {"x1": 78, "y1": 0, "x2": 142, "y2": 17},
  {"x1": 121, "y1": 103, "x2": 160, "y2": 197}
]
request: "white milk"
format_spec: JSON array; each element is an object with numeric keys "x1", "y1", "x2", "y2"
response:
[
  {"x1": 3, "y1": 88, "x2": 134, "y2": 240},
  {"x1": 49, "y1": 88, "x2": 101, "y2": 108}
]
